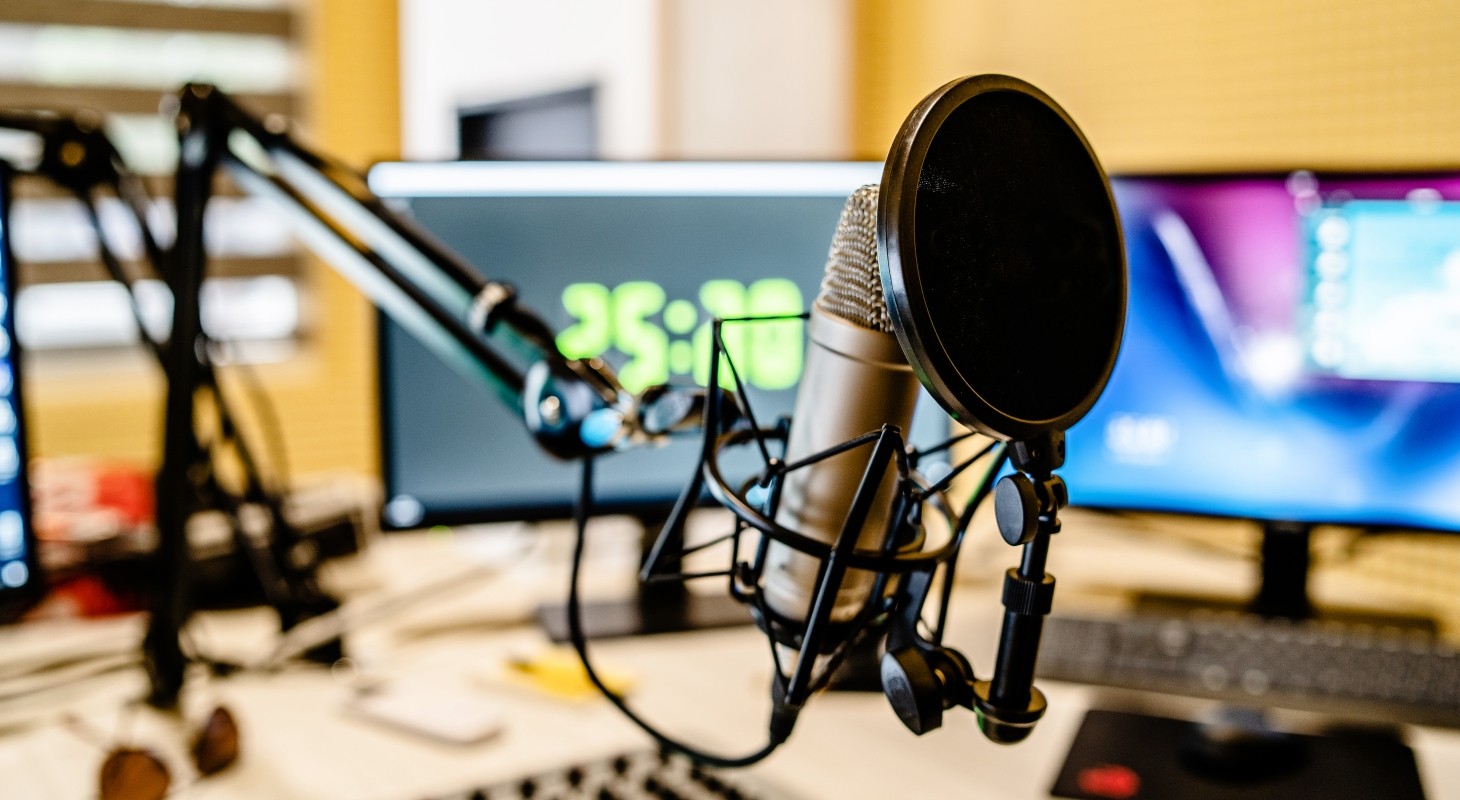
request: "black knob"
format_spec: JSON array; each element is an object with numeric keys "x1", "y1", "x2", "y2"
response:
[
  {"x1": 995, "y1": 474, "x2": 1040, "y2": 546},
  {"x1": 566, "y1": 766, "x2": 584, "y2": 787},
  {"x1": 880, "y1": 647, "x2": 944, "y2": 735},
  {"x1": 610, "y1": 756, "x2": 630, "y2": 776},
  {"x1": 518, "y1": 778, "x2": 537, "y2": 798}
]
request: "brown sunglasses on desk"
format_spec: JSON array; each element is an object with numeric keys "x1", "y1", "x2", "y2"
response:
[{"x1": 87, "y1": 706, "x2": 240, "y2": 800}]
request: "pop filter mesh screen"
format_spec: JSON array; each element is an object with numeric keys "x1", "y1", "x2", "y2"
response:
[{"x1": 915, "y1": 90, "x2": 1122, "y2": 425}]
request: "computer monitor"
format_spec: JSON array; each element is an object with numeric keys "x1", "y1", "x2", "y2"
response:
[
  {"x1": 368, "y1": 161, "x2": 952, "y2": 530},
  {"x1": 0, "y1": 162, "x2": 41, "y2": 619},
  {"x1": 1046, "y1": 172, "x2": 1460, "y2": 797},
  {"x1": 1065, "y1": 171, "x2": 1460, "y2": 536}
]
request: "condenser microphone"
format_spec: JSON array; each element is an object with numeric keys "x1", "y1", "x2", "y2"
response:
[
  {"x1": 761, "y1": 185, "x2": 921, "y2": 631},
  {"x1": 632, "y1": 74, "x2": 1126, "y2": 762}
]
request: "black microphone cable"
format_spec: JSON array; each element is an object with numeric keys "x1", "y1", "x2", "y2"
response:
[{"x1": 566, "y1": 456, "x2": 783, "y2": 768}]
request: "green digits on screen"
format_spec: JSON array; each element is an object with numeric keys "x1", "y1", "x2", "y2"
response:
[
  {"x1": 694, "y1": 279, "x2": 748, "y2": 389},
  {"x1": 557, "y1": 278, "x2": 804, "y2": 393},
  {"x1": 746, "y1": 279, "x2": 803, "y2": 389},
  {"x1": 557, "y1": 282, "x2": 612, "y2": 359},
  {"x1": 612, "y1": 281, "x2": 669, "y2": 391}
]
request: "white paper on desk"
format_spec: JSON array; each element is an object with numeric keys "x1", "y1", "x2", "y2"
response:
[{"x1": 346, "y1": 683, "x2": 505, "y2": 745}]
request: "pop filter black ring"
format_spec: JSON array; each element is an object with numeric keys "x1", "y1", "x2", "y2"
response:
[
  {"x1": 700, "y1": 426, "x2": 962, "y2": 573},
  {"x1": 879, "y1": 74, "x2": 1127, "y2": 442}
]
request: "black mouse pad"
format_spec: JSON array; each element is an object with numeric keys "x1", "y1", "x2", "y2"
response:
[{"x1": 1051, "y1": 709, "x2": 1425, "y2": 800}]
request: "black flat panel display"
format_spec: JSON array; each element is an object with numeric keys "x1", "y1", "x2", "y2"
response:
[{"x1": 369, "y1": 162, "x2": 952, "y2": 528}]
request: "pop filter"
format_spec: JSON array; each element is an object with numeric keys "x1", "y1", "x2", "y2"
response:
[
  {"x1": 873, "y1": 75, "x2": 1127, "y2": 744},
  {"x1": 878, "y1": 74, "x2": 1125, "y2": 442}
]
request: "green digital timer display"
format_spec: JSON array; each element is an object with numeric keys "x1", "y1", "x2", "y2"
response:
[{"x1": 557, "y1": 279, "x2": 804, "y2": 393}]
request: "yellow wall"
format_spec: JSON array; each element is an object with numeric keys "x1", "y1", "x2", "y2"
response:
[
  {"x1": 284, "y1": 0, "x2": 399, "y2": 477},
  {"x1": 27, "y1": 0, "x2": 397, "y2": 479},
  {"x1": 853, "y1": 0, "x2": 1460, "y2": 171}
]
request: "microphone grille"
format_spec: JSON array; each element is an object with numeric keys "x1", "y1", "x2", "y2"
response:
[{"x1": 815, "y1": 184, "x2": 893, "y2": 333}]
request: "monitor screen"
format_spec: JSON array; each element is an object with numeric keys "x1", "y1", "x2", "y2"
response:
[
  {"x1": 1063, "y1": 172, "x2": 1460, "y2": 532},
  {"x1": 0, "y1": 162, "x2": 39, "y2": 608},
  {"x1": 368, "y1": 162, "x2": 953, "y2": 528}
]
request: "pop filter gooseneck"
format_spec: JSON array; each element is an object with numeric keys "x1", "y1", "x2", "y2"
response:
[{"x1": 877, "y1": 75, "x2": 1127, "y2": 743}]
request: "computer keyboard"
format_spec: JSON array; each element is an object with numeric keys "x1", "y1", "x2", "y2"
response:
[
  {"x1": 426, "y1": 748, "x2": 793, "y2": 800},
  {"x1": 1038, "y1": 611, "x2": 1460, "y2": 728}
]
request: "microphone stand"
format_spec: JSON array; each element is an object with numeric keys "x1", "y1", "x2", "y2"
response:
[
  {"x1": 974, "y1": 432, "x2": 1067, "y2": 743},
  {"x1": 0, "y1": 109, "x2": 352, "y2": 707},
  {"x1": 145, "y1": 83, "x2": 644, "y2": 708},
  {"x1": 873, "y1": 431, "x2": 1068, "y2": 745}
]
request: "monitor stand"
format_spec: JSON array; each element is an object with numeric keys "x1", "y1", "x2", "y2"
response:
[
  {"x1": 1053, "y1": 520, "x2": 1431, "y2": 800},
  {"x1": 1133, "y1": 520, "x2": 1434, "y2": 632},
  {"x1": 536, "y1": 511, "x2": 751, "y2": 642}
]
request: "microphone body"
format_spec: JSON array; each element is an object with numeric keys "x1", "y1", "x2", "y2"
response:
[{"x1": 764, "y1": 187, "x2": 921, "y2": 628}]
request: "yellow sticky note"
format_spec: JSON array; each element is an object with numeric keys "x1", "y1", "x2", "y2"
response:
[{"x1": 499, "y1": 648, "x2": 635, "y2": 701}]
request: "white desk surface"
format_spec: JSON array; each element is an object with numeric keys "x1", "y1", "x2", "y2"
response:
[{"x1": 4, "y1": 510, "x2": 1460, "y2": 799}]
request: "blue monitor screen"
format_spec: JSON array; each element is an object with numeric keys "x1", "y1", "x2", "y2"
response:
[
  {"x1": 0, "y1": 163, "x2": 36, "y2": 601},
  {"x1": 1063, "y1": 173, "x2": 1460, "y2": 532},
  {"x1": 368, "y1": 162, "x2": 952, "y2": 528}
]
